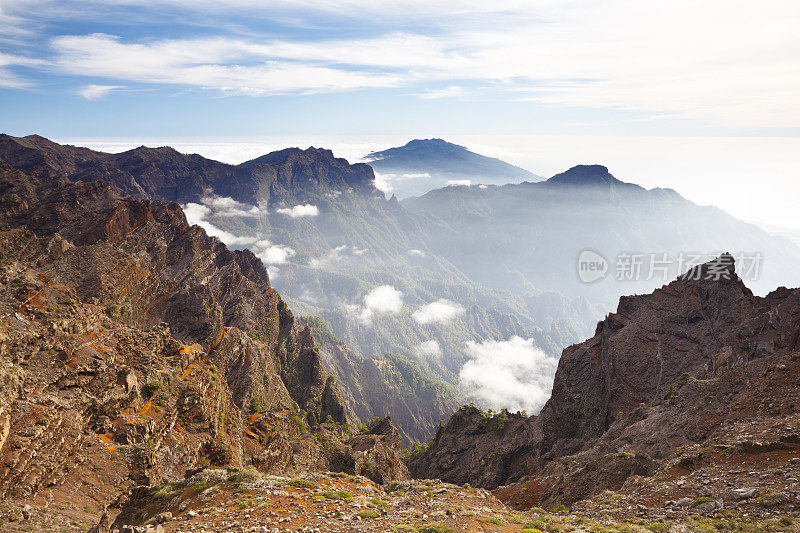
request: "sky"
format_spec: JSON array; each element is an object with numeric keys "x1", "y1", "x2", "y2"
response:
[{"x1": 1, "y1": 0, "x2": 799, "y2": 228}]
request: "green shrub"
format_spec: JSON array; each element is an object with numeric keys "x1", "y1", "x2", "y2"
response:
[
  {"x1": 356, "y1": 510, "x2": 379, "y2": 519},
  {"x1": 692, "y1": 496, "x2": 715, "y2": 507},
  {"x1": 248, "y1": 396, "x2": 263, "y2": 414},
  {"x1": 288, "y1": 478, "x2": 318, "y2": 489},
  {"x1": 227, "y1": 465, "x2": 260, "y2": 484},
  {"x1": 141, "y1": 381, "x2": 161, "y2": 399}
]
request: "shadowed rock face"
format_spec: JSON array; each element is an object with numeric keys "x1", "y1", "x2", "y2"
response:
[
  {"x1": 411, "y1": 254, "x2": 800, "y2": 505},
  {"x1": 0, "y1": 162, "x2": 408, "y2": 529}
]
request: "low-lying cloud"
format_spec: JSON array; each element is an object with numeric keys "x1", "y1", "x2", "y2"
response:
[
  {"x1": 414, "y1": 340, "x2": 442, "y2": 358},
  {"x1": 374, "y1": 172, "x2": 431, "y2": 194},
  {"x1": 276, "y1": 203, "x2": 319, "y2": 218},
  {"x1": 309, "y1": 244, "x2": 367, "y2": 268},
  {"x1": 364, "y1": 285, "x2": 403, "y2": 313},
  {"x1": 203, "y1": 195, "x2": 261, "y2": 218},
  {"x1": 412, "y1": 299, "x2": 465, "y2": 324},
  {"x1": 459, "y1": 336, "x2": 558, "y2": 414},
  {"x1": 183, "y1": 202, "x2": 255, "y2": 247},
  {"x1": 182, "y1": 196, "x2": 294, "y2": 276},
  {"x1": 348, "y1": 284, "x2": 404, "y2": 325},
  {"x1": 446, "y1": 179, "x2": 472, "y2": 187},
  {"x1": 252, "y1": 239, "x2": 295, "y2": 265}
]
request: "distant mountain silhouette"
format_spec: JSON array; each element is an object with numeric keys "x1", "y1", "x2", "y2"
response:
[{"x1": 365, "y1": 138, "x2": 541, "y2": 198}]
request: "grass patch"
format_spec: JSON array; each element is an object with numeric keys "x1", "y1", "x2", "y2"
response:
[
  {"x1": 420, "y1": 524, "x2": 453, "y2": 533},
  {"x1": 317, "y1": 489, "x2": 353, "y2": 501}
]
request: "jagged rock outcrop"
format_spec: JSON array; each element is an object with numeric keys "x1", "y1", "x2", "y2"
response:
[
  {"x1": 410, "y1": 254, "x2": 800, "y2": 507},
  {"x1": 0, "y1": 162, "x2": 407, "y2": 530}
]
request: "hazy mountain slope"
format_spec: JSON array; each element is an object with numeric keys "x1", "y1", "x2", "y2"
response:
[
  {"x1": 364, "y1": 138, "x2": 541, "y2": 198},
  {"x1": 299, "y1": 316, "x2": 456, "y2": 444},
  {"x1": 403, "y1": 164, "x2": 800, "y2": 305}
]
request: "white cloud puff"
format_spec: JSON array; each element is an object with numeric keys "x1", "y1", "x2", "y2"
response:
[
  {"x1": 412, "y1": 299, "x2": 465, "y2": 324},
  {"x1": 252, "y1": 239, "x2": 296, "y2": 264},
  {"x1": 364, "y1": 285, "x2": 403, "y2": 313},
  {"x1": 275, "y1": 203, "x2": 319, "y2": 218},
  {"x1": 203, "y1": 195, "x2": 261, "y2": 217},
  {"x1": 414, "y1": 340, "x2": 442, "y2": 358},
  {"x1": 446, "y1": 179, "x2": 472, "y2": 187},
  {"x1": 459, "y1": 336, "x2": 558, "y2": 414},
  {"x1": 348, "y1": 284, "x2": 404, "y2": 325}
]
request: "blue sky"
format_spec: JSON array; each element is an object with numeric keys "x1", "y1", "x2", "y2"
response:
[{"x1": 2, "y1": 0, "x2": 799, "y2": 138}]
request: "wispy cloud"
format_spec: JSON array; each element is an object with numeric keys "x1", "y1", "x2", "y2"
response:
[
  {"x1": 417, "y1": 85, "x2": 467, "y2": 99},
  {"x1": 182, "y1": 196, "x2": 294, "y2": 268},
  {"x1": 460, "y1": 336, "x2": 558, "y2": 413},
  {"x1": 77, "y1": 84, "x2": 122, "y2": 99},
  {"x1": 252, "y1": 239, "x2": 295, "y2": 264},
  {"x1": 50, "y1": 33, "x2": 402, "y2": 96},
  {"x1": 414, "y1": 340, "x2": 441, "y2": 358},
  {"x1": 0, "y1": 51, "x2": 44, "y2": 88}
]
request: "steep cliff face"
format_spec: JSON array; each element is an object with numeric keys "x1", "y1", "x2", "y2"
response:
[
  {"x1": 410, "y1": 255, "x2": 800, "y2": 506},
  {"x1": 539, "y1": 254, "x2": 800, "y2": 458},
  {"x1": 0, "y1": 162, "x2": 407, "y2": 530}
]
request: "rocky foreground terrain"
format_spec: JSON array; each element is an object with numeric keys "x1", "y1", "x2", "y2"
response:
[
  {"x1": 0, "y1": 162, "x2": 408, "y2": 531},
  {"x1": 0, "y1": 138, "x2": 799, "y2": 532}
]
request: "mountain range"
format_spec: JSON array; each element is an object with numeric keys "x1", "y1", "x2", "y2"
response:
[
  {"x1": 2, "y1": 134, "x2": 800, "y2": 446},
  {"x1": 1, "y1": 134, "x2": 800, "y2": 531}
]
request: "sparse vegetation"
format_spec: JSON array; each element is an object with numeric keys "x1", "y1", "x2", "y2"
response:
[
  {"x1": 420, "y1": 524, "x2": 453, "y2": 533},
  {"x1": 316, "y1": 489, "x2": 353, "y2": 501}
]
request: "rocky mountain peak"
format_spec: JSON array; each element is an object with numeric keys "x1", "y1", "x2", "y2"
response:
[{"x1": 545, "y1": 164, "x2": 622, "y2": 187}]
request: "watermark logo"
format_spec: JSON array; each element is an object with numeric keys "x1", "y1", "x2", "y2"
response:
[
  {"x1": 577, "y1": 250, "x2": 763, "y2": 284},
  {"x1": 577, "y1": 250, "x2": 609, "y2": 283}
]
